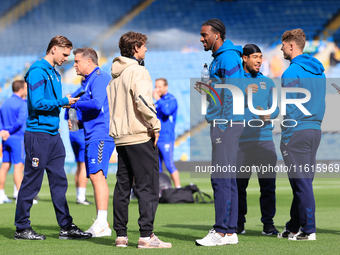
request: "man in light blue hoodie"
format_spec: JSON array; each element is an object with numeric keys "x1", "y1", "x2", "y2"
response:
[
  {"x1": 14, "y1": 36, "x2": 91, "y2": 241},
  {"x1": 195, "y1": 19, "x2": 245, "y2": 246},
  {"x1": 277, "y1": 29, "x2": 326, "y2": 241}
]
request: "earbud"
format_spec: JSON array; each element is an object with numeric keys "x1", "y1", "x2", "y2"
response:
[{"x1": 215, "y1": 35, "x2": 218, "y2": 39}]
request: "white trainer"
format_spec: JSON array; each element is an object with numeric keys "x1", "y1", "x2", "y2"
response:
[
  {"x1": 0, "y1": 194, "x2": 12, "y2": 204},
  {"x1": 288, "y1": 230, "x2": 302, "y2": 240},
  {"x1": 290, "y1": 231, "x2": 316, "y2": 241},
  {"x1": 86, "y1": 219, "x2": 112, "y2": 237},
  {"x1": 196, "y1": 229, "x2": 238, "y2": 246}
]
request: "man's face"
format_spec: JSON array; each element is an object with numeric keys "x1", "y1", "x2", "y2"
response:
[
  {"x1": 135, "y1": 44, "x2": 147, "y2": 60},
  {"x1": 155, "y1": 80, "x2": 168, "y2": 96},
  {"x1": 243, "y1": 53, "x2": 262, "y2": 74},
  {"x1": 281, "y1": 41, "x2": 292, "y2": 60},
  {"x1": 53, "y1": 46, "x2": 71, "y2": 66},
  {"x1": 74, "y1": 53, "x2": 89, "y2": 76},
  {"x1": 200, "y1": 25, "x2": 217, "y2": 51}
]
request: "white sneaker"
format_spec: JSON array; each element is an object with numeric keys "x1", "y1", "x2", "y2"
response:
[
  {"x1": 86, "y1": 219, "x2": 112, "y2": 237},
  {"x1": 0, "y1": 194, "x2": 12, "y2": 204},
  {"x1": 196, "y1": 229, "x2": 238, "y2": 246},
  {"x1": 290, "y1": 231, "x2": 316, "y2": 241}
]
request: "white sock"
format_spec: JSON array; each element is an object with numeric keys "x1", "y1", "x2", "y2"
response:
[
  {"x1": 13, "y1": 185, "x2": 18, "y2": 198},
  {"x1": 140, "y1": 236, "x2": 151, "y2": 241},
  {"x1": 97, "y1": 210, "x2": 107, "y2": 223},
  {"x1": 77, "y1": 187, "x2": 86, "y2": 201},
  {"x1": 176, "y1": 185, "x2": 181, "y2": 188},
  {"x1": 0, "y1": 189, "x2": 5, "y2": 197}
]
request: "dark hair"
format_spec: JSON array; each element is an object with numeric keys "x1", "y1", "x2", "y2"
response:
[
  {"x1": 12, "y1": 80, "x2": 25, "y2": 93},
  {"x1": 243, "y1": 44, "x2": 262, "y2": 56},
  {"x1": 73, "y1": 47, "x2": 98, "y2": 65},
  {"x1": 281, "y1": 28, "x2": 306, "y2": 51},
  {"x1": 156, "y1": 78, "x2": 168, "y2": 86},
  {"x1": 202, "y1": 19, "x2": 226, "y2": 41},
  {"x1": 46, "y1": 35, "x2": 73, "y2": 54},
  {"x1": 119, "y1": 31, "x2": 148, "y2": 57}
]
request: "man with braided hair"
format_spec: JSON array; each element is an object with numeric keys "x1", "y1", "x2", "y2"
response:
[{"x1": 195, "y1": 19, "x2": 245, "y2": 246}]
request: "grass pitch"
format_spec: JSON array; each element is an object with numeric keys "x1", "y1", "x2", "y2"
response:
[{"x1": 0, "y1": 172, "x2": 339, "y2": 255}]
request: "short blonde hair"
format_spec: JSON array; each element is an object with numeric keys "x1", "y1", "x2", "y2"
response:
[{"x1": 281, "y1": 28, "x2": 306, "y2": 51}]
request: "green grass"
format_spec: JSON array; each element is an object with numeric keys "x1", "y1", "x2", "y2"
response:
[{"x1": 1, "y1": 173, "x2": 340, "y2": 254}]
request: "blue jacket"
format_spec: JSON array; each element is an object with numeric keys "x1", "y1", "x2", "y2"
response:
[
  {"x1": 155, "y1": 93, "x2": 177, "y2": 142},
  {"x1": 205, "y1": 40, "x2": 245, "y2": 130},
  {"x1": 0, "y1": 94, "x2": 27, "y2": 139},
  {"x1": 281, "y1": 54, "x2": 326, "y2": 144},
  {"x1": 25, "y1": 59, "x2": 69, "y2": 135},
  {"x1": 239, "y1": 71, "x2": 279, "y2": 142},
  {"x1": 73, "y1": 67, "x2": 113, "y2": 143},
  {"x1": 65, "y1": 86, "x2": 85, "y2": 143}
]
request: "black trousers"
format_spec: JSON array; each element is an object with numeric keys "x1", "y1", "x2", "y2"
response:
[{"x1": 113, "y1": 139, "x2": 159, "y2": 237}]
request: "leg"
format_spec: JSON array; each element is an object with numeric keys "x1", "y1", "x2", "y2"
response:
[
  {"x1": 15, "y1": 132, "x2": 48, "y2": 230},
  {"x1": 162, "y1": 142, "x2": 181, "y2": 188},
  {"x1": 0, "y1": 162, "x2": 11, "y2": 190},
  {"x1": 90, "y1": 171, "x2": 109, "y2": 211},
  {"x1": 13, "y1": 163, "x2": 24, "y2": 191},
  {"x1": 45, "y1": 134, "x2": 73, "y2": 229},
  {"x1": 114, "y1": 146, "x2": 134, "y2": 236},
  {"x1": 126, "y1": 140, "x2": 159, "y2": 237}
]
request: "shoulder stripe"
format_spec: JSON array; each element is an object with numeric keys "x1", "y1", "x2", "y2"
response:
[
  {"x1": 28, "y1": 79, "x2": 45, "y2": 91},
  {"x1": 138, "y1": 95, "x2": 157, "y2": 115},
  {"x1": 217, "y1": 63, "x2": 241, "y2": 77}
]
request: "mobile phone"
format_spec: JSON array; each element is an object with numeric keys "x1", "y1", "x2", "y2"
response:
[
  {"x1": 331, "y1": 83, "x2": 340, "y2": 91},
  {"x1": 74, "y1": 91, "x2": 85, "y2": 98}
]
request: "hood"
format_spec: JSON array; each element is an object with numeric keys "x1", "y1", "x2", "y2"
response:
[
  {"x1": 111, "y1": 56, "x2": 139, "y2": 78},
  {"x1": 291, "y1": 54, "x2": 325, "y2": 75},
  {"x1": 24, "y1": 59, "x2": 53, "y2": 80},
  {"x1": 212, "y1": 39, "x2": 243, "y2": 58}
]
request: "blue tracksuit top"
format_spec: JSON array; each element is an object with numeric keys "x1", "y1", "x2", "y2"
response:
[
  {"x1": 239, "y1": 71, "x2": 279, "y2": 142},
  {"x1": 25, "y1": 59, "x2": 69, "y2": 135},
  {"x1": 65, "y1": 86, "x2": 85, "y2": 143},
  {"x1": 281, "y1": 54, "x2": 326, "y2": 144},
  {"x1": 72, "y1": 67, "x2": 113, "y2": 143},
  {"x1": 155, "y1": 92, "x2": 177, "y2": 143},
  {"x1": 205, "y1": 40, "x2": 245, "y2": 130},
  {"x1": 0, "y1": 94, "x2": 27, "y2": 139}
]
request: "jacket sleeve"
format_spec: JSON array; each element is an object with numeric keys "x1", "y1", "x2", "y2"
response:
[
  {"x1": 27, "y1": 69, "x2": 69, "y2": 110},
  {"x1": 0, "y1": 110, "x2": 3, "y2": 131},
  {"x1": 133, "y1": 76, "x2": 161, "y2": 132},
  {"x1": 156, "y1": 97, "x2": 177, "y2": 116},
  {"x1": 74, "y1": 75, "x2": 109, "y2": 111},
  {"x1": 7, "y1": 102, "x2": 27, "y2": 135}
]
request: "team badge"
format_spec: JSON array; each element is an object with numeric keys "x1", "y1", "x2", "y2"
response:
[
  {"x1": 32, "y1": 158, "x2": 39, "y2": 167},
  {"x1": 260, "y1": 82, "x2": 266, "y2": 89},
  {"x1": 96, "y1": 69, "x2": 101, "y2": 75}
]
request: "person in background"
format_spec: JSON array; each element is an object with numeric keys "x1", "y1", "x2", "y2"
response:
[{"x1": 153, "y1": 78, "x2": 181, "y2": 188}]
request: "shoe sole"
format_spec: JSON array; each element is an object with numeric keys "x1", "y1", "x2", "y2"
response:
[
  {"x1": 116, "y1": 244, "x2": 128, "y2": 247},
  {"x1": 138, "y1": 245, "x2": 172, "y2": 249},
  {"x1": 86, "y1": 228, "x2": 112, "y2": 237},
  {"x1": 195, "y1": 241, "x2": 238, "y2": 246},
  {"x1": 262, "y1": 231, "x2": 278, "y2": 235},
  {"x1": 14, "y1": 237, "x2": 46, "y2": 240},
  {"x1": 59, "y1": 235, "x2": 92, "y2": 240}
]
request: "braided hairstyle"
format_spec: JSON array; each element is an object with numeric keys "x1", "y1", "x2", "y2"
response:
[{"x1": 202, "y1": 19, "x2": 226, "y2": 41}]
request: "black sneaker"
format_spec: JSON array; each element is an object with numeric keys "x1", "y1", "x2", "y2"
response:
[
  {"x1": 262, "y1": 223, "x2": 279, "y2": 235},
  {"x1": 295, "y1": 232, "x2": 316, "y2": 241},
  {"x1": 59, "y1": 223, "x2": 92, "y2": 239},
  {"x1": 236, "y1": 224, "x2": 245, "y2": 234},
  {"x1": 76, "y1": 198, "x2": 93, "y2": 205},
  {"x1": 14, "y1": 227, "x2": 46, "y2": 240}
]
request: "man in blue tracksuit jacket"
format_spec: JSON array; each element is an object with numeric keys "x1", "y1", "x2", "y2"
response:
[
  {"x1": 70, "y1": 47, "x2": 115, "y2": 237},
  {"x1": 153, "y1": 78, "x2": 181, "y2": 188},
  {"x1": 64, "y1": 85, "x2": 91, "y2": 205},
  {"x1": 195, "y1": 19, "x2": 245, "y2": 246},
  {"x1": 14, "y1": 36, "x2": 91, "y2": 241},
  {"x1": 277, "y1": 29, "x2": 325, "y2": 241},
  {"x1": 0, "y1": 80, "x2": 27, "y2": 203},
  {"x1": 236, "y1": 44, "x2": 279, "y2": 236}
]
